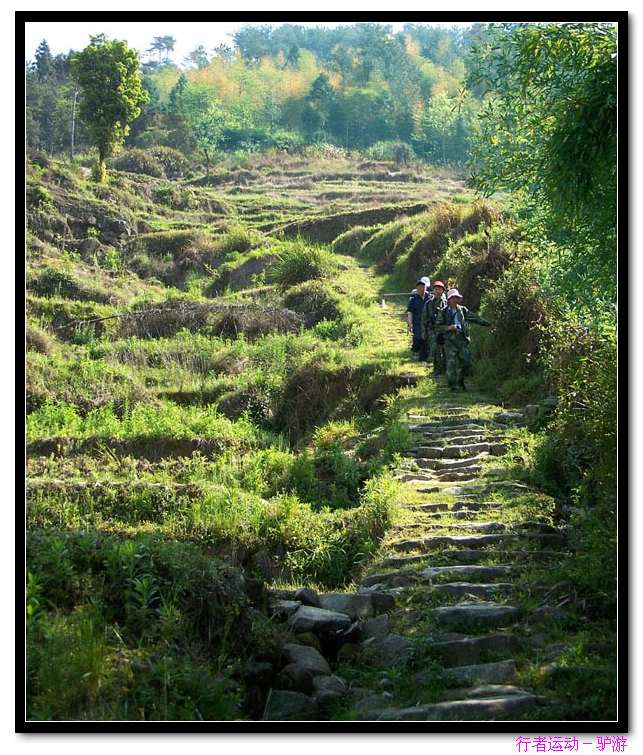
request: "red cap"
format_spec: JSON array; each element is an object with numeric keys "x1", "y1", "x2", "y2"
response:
[{"x1": 432, "y1": 280, "x2": 445, "y2": 289}]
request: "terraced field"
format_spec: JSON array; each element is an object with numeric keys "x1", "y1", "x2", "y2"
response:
[{"x1": 25, "y1": 153, "x2": 615, "y2": 723}]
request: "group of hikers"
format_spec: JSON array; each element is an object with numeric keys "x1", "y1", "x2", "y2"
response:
[{"x1": 406, "y1": 277, "x2": 491, "y2": 392}]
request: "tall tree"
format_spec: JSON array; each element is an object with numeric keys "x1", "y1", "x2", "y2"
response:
[
  {"x1": 184, "y1": 45, "x2": 209, "y2": 69},
  {"x1": 160, "y1": 36, "x2": 176, "y2": 62},
  {"x1": 465, "y1": 22, "x2": 617, "y2": 305},
  {"x1": 71, "y1": 34, "x2": 149, "y2": 181},
  {"x1": 34, "y1": 39, "x2": 53, "y2": 79}
]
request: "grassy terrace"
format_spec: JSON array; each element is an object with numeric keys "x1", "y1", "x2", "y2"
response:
[{"x1": 25, "y1": 152, "x2": 614, "y2": 722}]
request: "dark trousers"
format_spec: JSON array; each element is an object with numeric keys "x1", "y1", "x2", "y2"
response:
[{"x1": 411, "y1": 335, "x2": 428, "y2": 360}]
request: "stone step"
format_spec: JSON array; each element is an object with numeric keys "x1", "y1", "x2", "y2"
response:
[
  {"x1": 442, "y1": 442, "x2": 507, "y2": 459},
  {"x1": 394, "y1": 474, "x2": 435, "y2": 484},
  {"x1": 395, "y1": 532, "x2": 564, "y2": 553},
  {"x1": 432, "y1": 601, "x2": 520, "y2": 630},
  {"x1": 430, "y1": 471, "x2": 481, "y2": 483},
  {"x1": 418, "y1": 434, "x2": 499, "y2": 446},
  {"x1": 444, "y1": 659, "x2": 517, "y2": 686},
  {"x1": 392, "y1": 534, "x2": 510, "y2": 552},
  {"x1": 407, "y1": 501, "x2": 451, "y2": 512},
  {"x1": 433, "y1": 582, "x2": 513, "y2": 599},
  {"x1": 414, "y1": 454, "x2": 487, "y2": 470},
  {"x1": 408, "y1": 417, "x2": 481, "y2": 428},
  {"x1": 407, "y1": 501, "x2": 499, "y2": 513},
  {"x1": 445, "y1": 481, "x2": 534, "y2": 496},
  {"x1": 421, "y1": 564, "x2": 513, "y2": 581},
  {"x1": 361, "y1": 569, "x2": 421, "y2": 589},
  {"x1": 443, "y1": 548, "x2": 561, "y2": 564},
  {"x1": 369, "y1": 693, "x2": 542, "y2": 721},
  {"x1": 412, "y1": 423, "x2": 490, "y2": 434},
  {"x1": 425, "y1": 522, "x2": 508, "y2": 532},
  {"x1": 443, "y1": 684, "x2": 530, "y2": 701},
  {"x1": 317, "y1": 591, "x2": 395, "y2": 620},
  {"x1": 380, "y1": 553, "x2": 431, "y2": 568},
  {"x1": 452, "y1": 501, "x2": 502, "y2": 511},
  {"x1": 423, "y1": 509, "x2": 502, "y2": 520},
  {"x1": 429, "y1": 632, "x2": 520, "y2": 666},
  {"x1": 417, "y1": 428, "x2": 499, "y2": 439}
]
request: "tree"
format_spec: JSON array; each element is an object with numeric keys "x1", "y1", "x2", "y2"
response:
[
  {"x1": 188, "y1": 101, "x2": 227, "y2": 176},
  {"x1": 71, "y1": 34, "x2": 149, "y2": 181},
  {"x1": 465, "y1": 22, "x2": 617, "y2": 305},
  {"x1": 147, "y1": 35, "x2": 176, "y2": 63},
  {"x1": 302, "y1": 74, "x2": 336, "y2": 140},
  {"x1": 34, "y1": 39, "x2": 53, "y2": 80},
  {"x1": 184, "y1": 45, "x2": 209, "y2": 69},
  {"x1": 413, "y1": 92, "x2": 458, "y2": 163}
]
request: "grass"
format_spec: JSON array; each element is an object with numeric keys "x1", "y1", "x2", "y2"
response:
[{"x1": 25, "y1": 152, "x2": 615, "y2": 722}]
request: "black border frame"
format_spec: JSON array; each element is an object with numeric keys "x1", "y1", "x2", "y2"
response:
[{"x1": 16, "y1": 9, "x2": 629, "y2": 734}]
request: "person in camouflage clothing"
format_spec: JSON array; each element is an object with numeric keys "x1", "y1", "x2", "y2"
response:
[
  {"x1": 421, "y1": 280, "x2": 447, "y2": 375},
  {"x1": 435, "y1": 288, "x2": 491, "y2": 391}
]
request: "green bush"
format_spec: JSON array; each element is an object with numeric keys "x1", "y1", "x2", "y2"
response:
[
  {"x1": 27, "y1": 353, "x2": 149, "y2": 415},
  {"x1": 111, "y1": 148, "x2": 165, "y2": 178},
  {"x1": 283, "y1": 281, "x2": 342, "y2": 327},
  {"x1": 29, "y1": 266, "x2": 113, "y2": 304},
  {"x1": 365, "y1": 140, "x2": 416, "y2": 164},
  {"x1": 268, "y1": 242, "x2": 337, "y2": 290},
  {"x1": 147, "y1": 146, "x2": 190, "y2": 178},
  {"x1": 26, "y1": 530, "x2": 270, "y2": 720},
  {"x1": 472, "y1": 257, "x2": 550, "y2": 402}
]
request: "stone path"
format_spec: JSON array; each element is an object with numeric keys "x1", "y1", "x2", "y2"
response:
[{"x1": 262, "y1": 379, "x2": 565, "y2": 721}]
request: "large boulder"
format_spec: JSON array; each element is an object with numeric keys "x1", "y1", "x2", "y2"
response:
[
  {"x1": 262, "y1": 689, "x2": 319, "y2": 721},
  {"x1": 283, "y1": 643, "x2": 331, "y2": 676},
  {"x1": 288, "y1": 605, "x2": 351, "y2": 634},
  {"x1": 318, "y1": 592, "x2": 375, "y2": 620},
  {"x1": 312, "y1": 675, "x2": 349, "y2": 714}
]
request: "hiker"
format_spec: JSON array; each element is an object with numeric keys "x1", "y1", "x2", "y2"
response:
[
  {"x1": 406, "y1": 276, "x2": 431, "y2": 361},
  {"x1": 435, "y1": 288, "x2": 491, "y2": 391},
  {"x1": 422, "y1": 280, "x2": 447, "y2": 375}
]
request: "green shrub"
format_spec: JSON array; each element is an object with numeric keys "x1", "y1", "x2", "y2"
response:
[
  {"x1": 391, "y1": 201, "x2": 501, "y2": 287},
  {"x1": 26, "y1": 530, "x2": 271, "y2": 720},
  {"x1": 27, "y1": 295, "x2": 119, "y2": 342},
  {"x1": 147, "y1": 146, "x2": 189, "y2": 178},
  {"x1": 112, "y1": 148, "x2": 165, "y2": 178},
  {"x1": 27, "y1": 183, "x2": 53, "y2": 210},
  {"x1": 26, "y1": 353, "x2": 149, "y2": 415},
  {"x1": 26, "y1": 325, "x2": 55, "y2": 355},
  {"x1": 283, "y1": 281, "x2": 342, "y2": 327},
  {"x1": 267, "y1": 241, "x2": 337, "y2": 291},
  {"x1": 153, "y1": 184, "x2": 198, "y2": 210},
  {"x1": 360, "y1": 217, "x2": 414, "y2": 270},
  {"x1": 472, "y1": 257, "x2": 550, "y2": 402},
  {"x1": 365, "y1": 140, "x2": 416, "y2": 164},
  {"x1": 29, "y1": 266, "x2": 113, "y2": 304}
]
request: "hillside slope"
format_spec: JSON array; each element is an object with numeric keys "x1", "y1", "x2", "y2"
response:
[{"x1": 25, "y1": 153, "x2": 615, "y2": 722}]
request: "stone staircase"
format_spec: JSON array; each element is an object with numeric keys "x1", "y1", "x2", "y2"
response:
[{"x1": 262, "y1": 387, "x2": 564, "y2": 721}]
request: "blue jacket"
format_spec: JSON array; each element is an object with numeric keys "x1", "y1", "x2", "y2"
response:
[{"x1": 406, "y1": 291, "x2": 430, "y2": 338}]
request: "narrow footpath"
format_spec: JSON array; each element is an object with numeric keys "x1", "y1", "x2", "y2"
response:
[{"x1": 264, "y1": 355, "x2": 568, "y2": 720}]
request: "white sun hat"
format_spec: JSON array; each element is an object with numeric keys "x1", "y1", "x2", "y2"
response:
[
  {"x1": 446, "y1": 288, "x2": 463, "y2": 300},
  {"x1": 419, "y1": 276, "x2": 431, "y2": 287}
]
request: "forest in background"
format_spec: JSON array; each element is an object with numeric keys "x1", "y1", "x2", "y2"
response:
[{"x1": 27, "y1": 23, "x2": 488, "y2": 165}]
